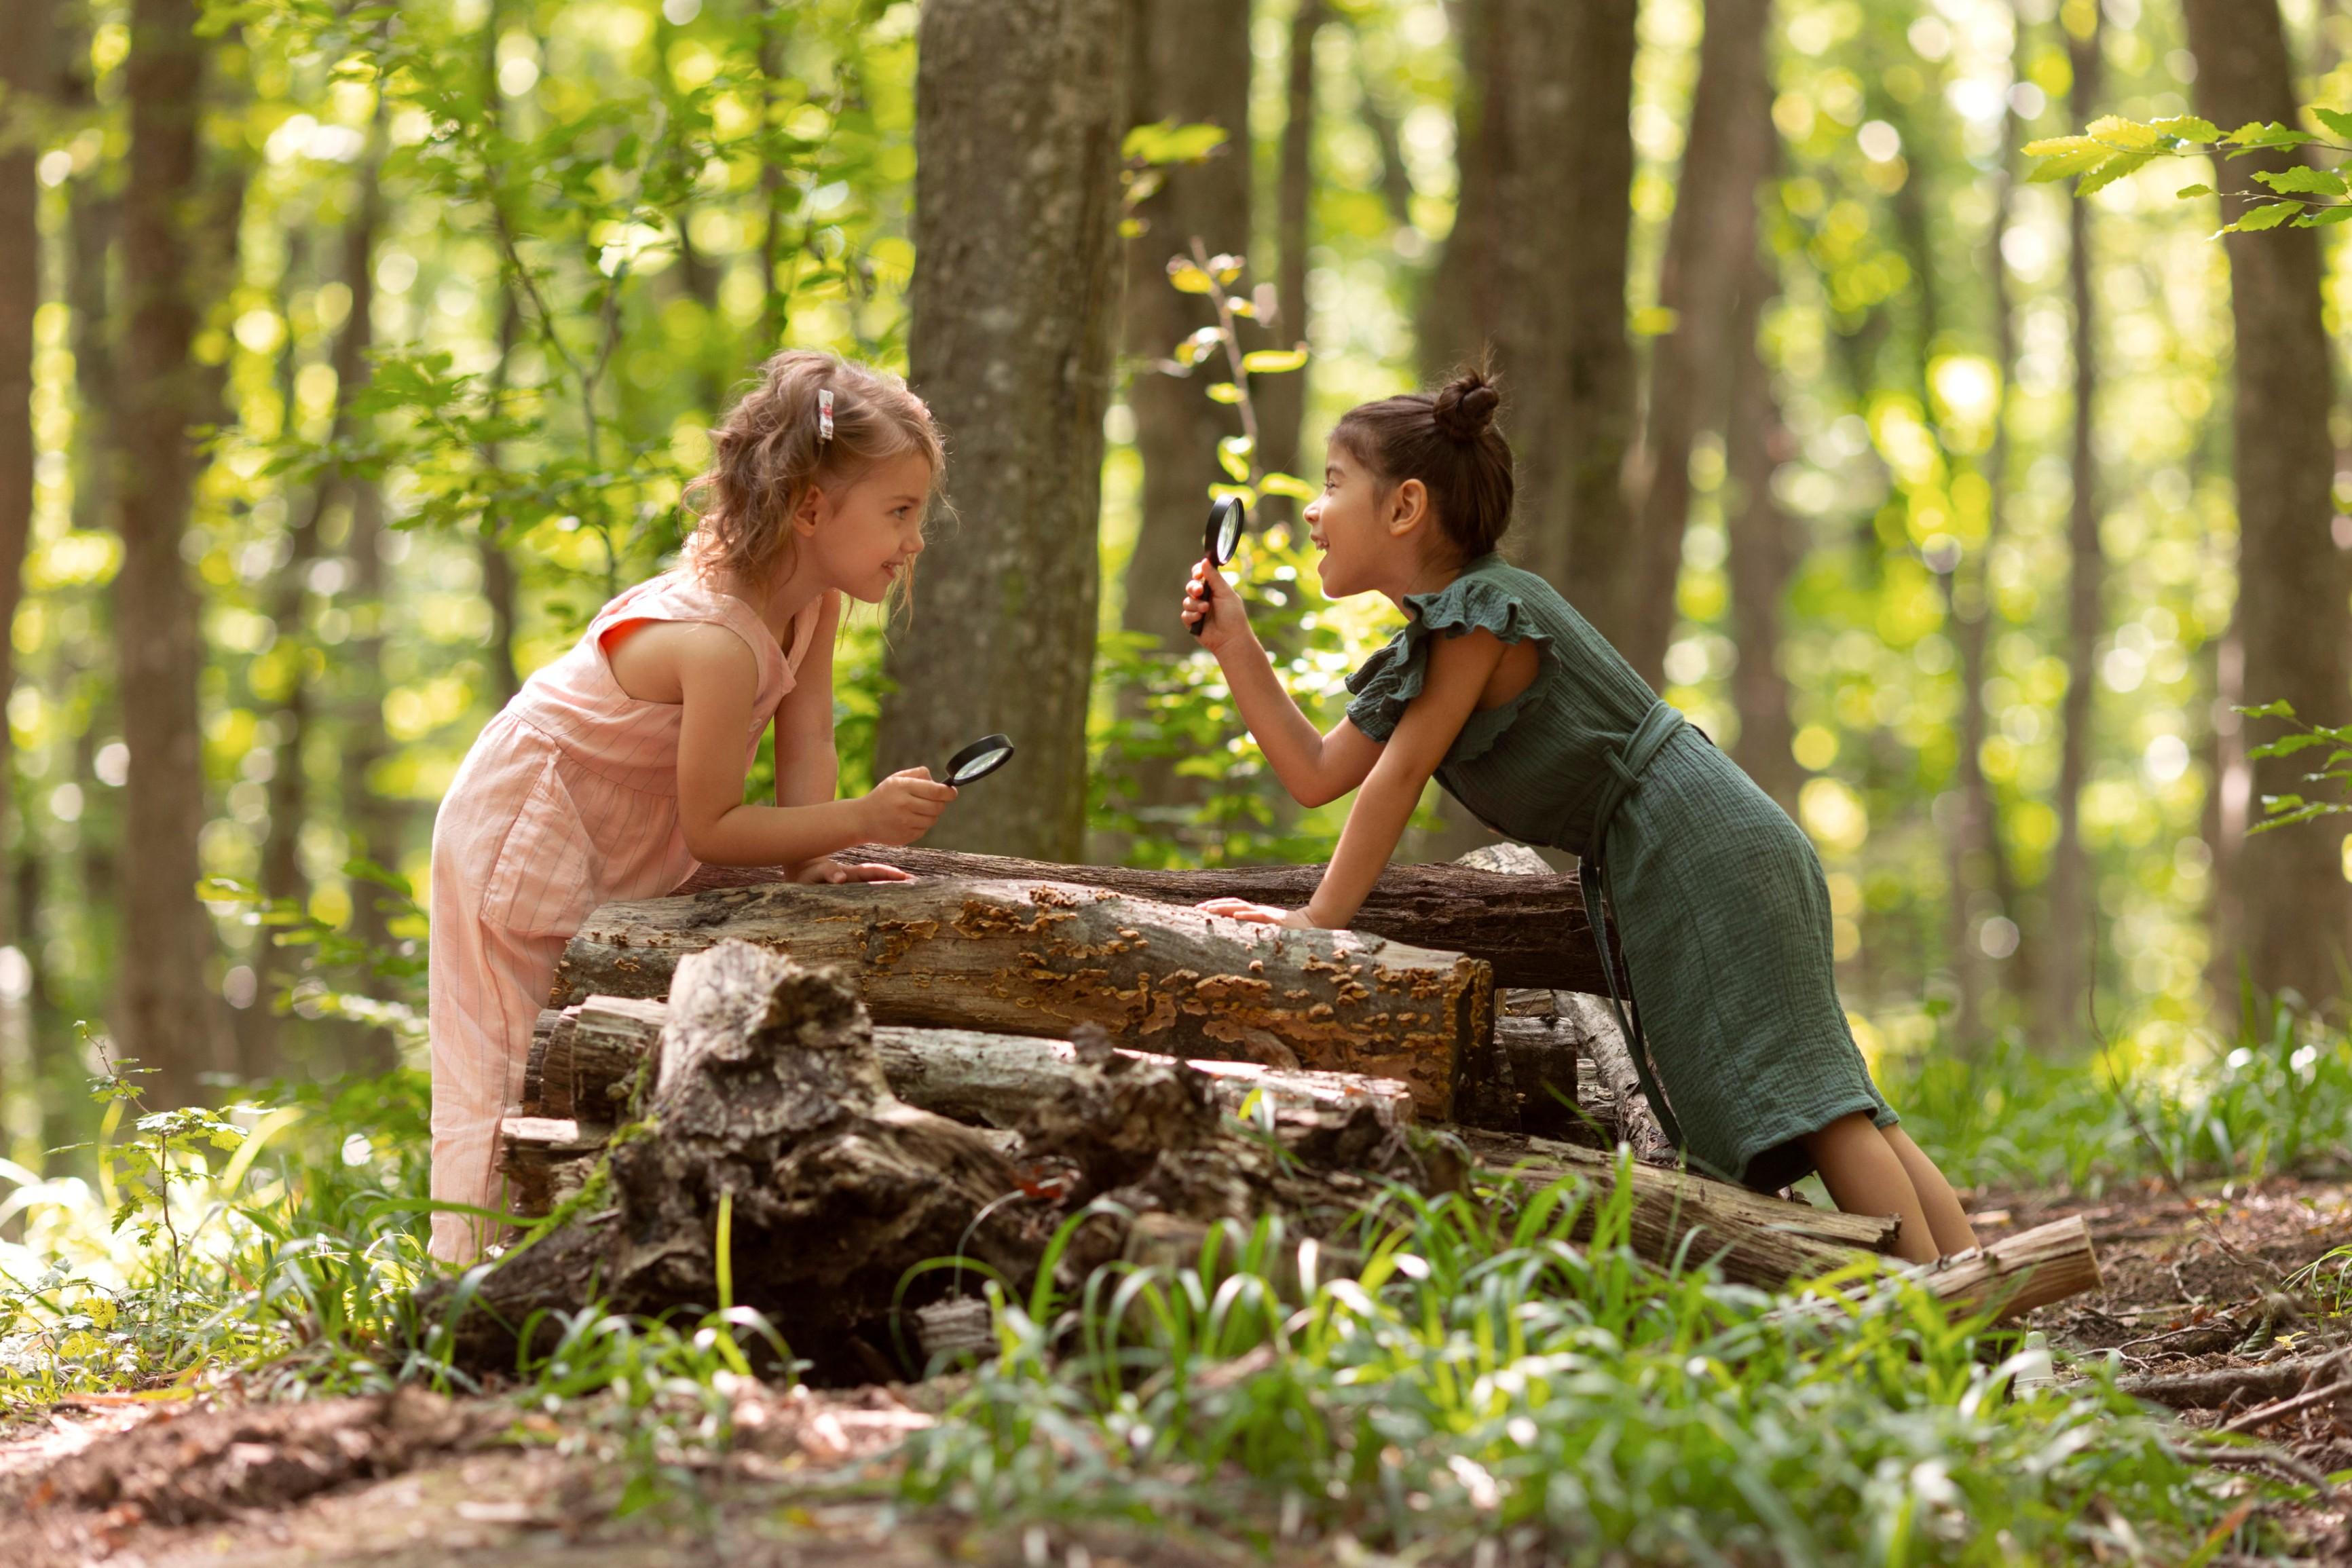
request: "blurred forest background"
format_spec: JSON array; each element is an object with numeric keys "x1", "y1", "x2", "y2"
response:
[{"x1": 0, "y1": 0, "x2": 2346, "y2": 1165}]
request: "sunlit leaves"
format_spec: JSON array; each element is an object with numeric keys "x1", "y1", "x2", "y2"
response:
[
  {"x1": 1239, "y1": 346, "x2": 1308, "y2": 375},
  {"x1": 1121, "y1": 119, "x2": 1229, "y2": 166}
]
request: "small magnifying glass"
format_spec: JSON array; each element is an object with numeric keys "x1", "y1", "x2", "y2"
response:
[
  {"x1": 944, "y1": 733, "x2": 1015, "y2": 786},
  {"x1": 1188, "y1": 496, "x2": 1246, "y2": 638}
]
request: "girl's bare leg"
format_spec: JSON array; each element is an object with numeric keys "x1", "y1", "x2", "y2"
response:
[
  {"x1": 1882, "y1": 1123, "x2": 1979, "y2": 1257},
  {"x1": 1804, "y1": 1111, "x2": 1938, "y2": 1264}
]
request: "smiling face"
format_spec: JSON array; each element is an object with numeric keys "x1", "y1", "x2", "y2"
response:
[
  {"x1": 797, "y1": 449, "x2": 936, "y2": 604},
  {"x1": 1303, "y1": 438, "x2": 1432, "y2": 602}
]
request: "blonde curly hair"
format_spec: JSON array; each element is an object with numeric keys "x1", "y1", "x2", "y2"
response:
[{"x1": 683, "y1": 350, "x2": 946, "y2": 601}]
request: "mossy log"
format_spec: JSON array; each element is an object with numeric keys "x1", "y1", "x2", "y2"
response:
[
  {"x1": 552, "y1": 876, "x2": 1491, "y2": 1118},
  {"x1": 671, "y1": 842, "x2": 1620, "y2": 994}
]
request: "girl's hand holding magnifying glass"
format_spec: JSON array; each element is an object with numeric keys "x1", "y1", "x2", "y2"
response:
[{"x1": 1181, "y1": 561, "x2": 1253, "y2": 655}]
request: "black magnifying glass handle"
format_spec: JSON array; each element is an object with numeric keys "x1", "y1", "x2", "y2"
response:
[{"x1": 1190, "y1": 496, "x2": 1246, "y2": 638}]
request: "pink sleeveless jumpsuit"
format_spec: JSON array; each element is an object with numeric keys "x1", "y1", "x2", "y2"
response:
[{"x1": 428, "y1": 570, "x2": 825, "y2": 1262}]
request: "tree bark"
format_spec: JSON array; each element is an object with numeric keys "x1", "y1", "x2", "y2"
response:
[
  {"x1": 2044, "y1": 12, "x2": 2104, "y2": 1048},
  {"x1": 1254, "y1": 0, "x2": 1324, "y2": 509},
  {"x1": 1122, "y1": 0, "x2": 1252, "y2": 651},
  {"x1": 2184, "y1": 0, "x2": 2351, "y2": 1009},
  {"x1": 1420, "y1": 0, "x2": 1639, "y2": 610},
  {"x1": 553, "y1": 876, "x2": 1491, "y2": 1118},
  {"x1": 872, "y1": 0, "x2": 1127, "y2": 861},
  {"x1": 115, "y1": 0, "x2": 230, "y2": 1102},
  {"x1": 1622, "y1": 0, "x2": 1776, "y2": 689},
  {"x1": 521, "y1": 994, "x2": 1416, "y2": 1140},
  {"x1": 674, "y1": 840, "x2": 1622, "y2": 994},
  {"x1": 1724, "y1": 255, "x2": 1803, "y2": 815}
]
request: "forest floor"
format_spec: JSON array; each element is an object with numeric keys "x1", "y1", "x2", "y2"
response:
[{"x1": 5, "y1": 1174, "x2": 2350, "y2": 1567}]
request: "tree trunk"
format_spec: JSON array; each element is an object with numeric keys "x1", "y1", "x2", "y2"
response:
[
  {"x1": 553, "y1": 876, "x2": 1492, "y2": 1118},
  {"x1": 1420, "y1": 0, "x2": 1638, "y2": 609},
  {"x1": 1724, "y1": 256, "x2": 1803, "y2": 815},
  {"x1": 2184, "y1": 0, "x2": 2351, "y2": 1009},
  {"x1": 115, "y1": 0, "x2": 229, "y2": 1103},
  {"x1": 1254, "y1": 0, "x2": 1324, "y2": 508},
  {"x1": 872, "y1": 0, "x2": 1127, "y2": 861},
  {"x1": 1121, "y1": 0, "x2": 1251, "y2": 661},
  {"x1": 674, "y1": 840, "x2": 1622, "y2": 994},
  {"x1": 1621, "y1": 0, "x2": 1776, "y2": 690},
  {"x1": 2044, "y1": 12, "x2": 2104, "y2": 1048},
  {"x1": 257, "y1": 146, "x2": 384, "y2": 1075},
  {"x1": 478, "y1": 286, "x2": 523, "y2": 711},
  {"x1": 0, "y1": 0, "x2": 45, "y2": 1159}
]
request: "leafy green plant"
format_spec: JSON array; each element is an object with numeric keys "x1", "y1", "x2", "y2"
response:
[
  {"x1": 2027, "y1": 109, "x2": 2352, "y2": 233},
  {"x1": 901, "y1": 1161, "x2": 2238, "y2": 1560}
]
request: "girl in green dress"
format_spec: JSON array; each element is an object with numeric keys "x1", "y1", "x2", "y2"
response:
[{"x1": 1180, "y1": 371, "x2": 1977, "y2": 1264}]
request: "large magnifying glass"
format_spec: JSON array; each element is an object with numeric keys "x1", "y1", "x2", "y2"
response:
[
  {"x1": 944, "y1": 733, "x2": 1015, "y2": 786},
  {"x1": 1188, "y1": 496, "x2": 1246, "y2": 639}
]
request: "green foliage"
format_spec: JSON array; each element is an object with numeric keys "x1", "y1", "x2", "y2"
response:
[
  {"x1": 901, "y1": 1168, "x2": 2237, "y2": 1560},
  {"x1": 2027, "y1": 109, "x2": 2352, "y2": 231}
]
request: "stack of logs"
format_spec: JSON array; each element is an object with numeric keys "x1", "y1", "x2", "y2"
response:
[{"x1": 463, "y1": 842, "x2": 2102, "y2": 1379}]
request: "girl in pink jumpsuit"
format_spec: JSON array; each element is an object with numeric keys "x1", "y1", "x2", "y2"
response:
[{"x1": 428, "y1": 352, "x2": 957, "y2": 1262}]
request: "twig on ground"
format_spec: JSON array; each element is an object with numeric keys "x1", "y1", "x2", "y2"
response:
[{"x1": 2218, "y1": 1370, "x2": 2352, "y2": 1435}]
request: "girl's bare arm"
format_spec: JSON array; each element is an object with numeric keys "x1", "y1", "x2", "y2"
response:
[
  {"x1": 662, "y1": 622, "x2": 950, "y2": 866},
  {"x1": 1186, "y1": 563, "x2": 1382, "y2": 805},
  {"x1": 1303, "y1": 628, "x2": 1508, "y2": 926},
  {"x1": 772, "y1": 592, "x2": 842, "y2": 809}
]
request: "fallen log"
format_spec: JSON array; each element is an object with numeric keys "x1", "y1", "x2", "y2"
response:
[
  {"x1": 673, "y1": 842, "x2": 1620, "y2": 995},
  {"x1": 524, "y1": 996, "x2": 1416, "y2": 1136},
  {"x1": 1457, "y1": 1127, "x2": 1898, "y2": 1290},
  {"x1": 434, "y1": 943, "x2": 1442, "y2": 1379},
  {"x1": 1459, "y1": 841, "x2": 1674, "y2": 1160},
  {"x1": 552, "y1": 877, "x2": 1491, "y2": 1118},
  {"x1": 1890, "y1": 1215, "x2": 2104, "y2": 1320}
]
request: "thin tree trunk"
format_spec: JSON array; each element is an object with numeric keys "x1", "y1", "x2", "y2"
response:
[
  {"x1": 479, "y1": 286, "x2": 523, "y2": 710},
  {"x1": 873, "y1": 0, "x2": 1127, "y2": 861},
  {"x1": 115, "y1": 0, "x2": 229, "y2": 1104},
  {"x1": 2183, "y1": 0, "x2": 2351, "y2": 1010},
  {"x1": 1723, "y1": 257, "x2": 1802, "y2": 815},
  {"x1": 1255, "y1": 0, "x2": 1324, "y2": 508},
  {"x1": 0, "y1": 0, "x2": 47, "y2": 1161},
  {"x1": 1621, "y1": 0, "x2": 1776, "y2": 690},
  {"x1": 1119, "y1": 0, "x2": 1251, "y2": 660},
  {"x1": 1347, "y1": 22, "x2": 1417, "y2": 234},
  {"x1": 2044, "y1": 14, "x2": 2104, "y2": 1047}
]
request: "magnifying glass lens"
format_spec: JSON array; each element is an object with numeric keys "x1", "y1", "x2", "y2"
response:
[
  {"x1": 1211, "y1": 501, "x2": 1244, "y2": 564},
  {"x1": 946, "y1": 734, "x2": 1015, "y2": 785}
]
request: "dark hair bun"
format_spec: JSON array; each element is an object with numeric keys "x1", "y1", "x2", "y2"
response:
[{"x1": 1432, "y1": 372, "x2": 1501, "y2": 442}]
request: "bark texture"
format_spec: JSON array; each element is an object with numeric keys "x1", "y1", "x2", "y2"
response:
[
  {"x1": 1421, "y1": 0, "x2": 1639, "y2": 605},
  {"x1": 523, "y1": 996, "x2": 1416, "y2": 1134},
  {"x1": 553, "y1": 876, "x2": 1492, "y2": 1117},
  {"x1": 2184, "y1": 0, "x2": 2351, "y2": 1009},
  {"x1": 1254, "y1": 0, "x2": 1324, "y2": 505},
  {"x1": 1622, "y1": 0, "x2": 1776, "y2": 689},
  {"x1": 674, "y1": 840, "x2": 1621, "y2": 994},
  {"x1": 874, "y1": 0, "x2": 1127, "y2": 861},
  {"x1": 116, "y1": 0, "x2": 231, "y2": 1100}
]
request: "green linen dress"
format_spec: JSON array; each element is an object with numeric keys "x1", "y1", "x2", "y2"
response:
[{"x1": 1344, "y1": 552, "x2": 1894, "y2": 1191}]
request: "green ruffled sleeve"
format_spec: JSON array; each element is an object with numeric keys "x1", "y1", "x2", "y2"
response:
[{"x1": 1342, "y1": 570, "x2": 1551, "y2": 758}]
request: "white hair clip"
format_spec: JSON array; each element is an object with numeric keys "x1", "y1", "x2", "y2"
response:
[{"x1": 817, "y1": 388, "x2": 836, "y2": 442}]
